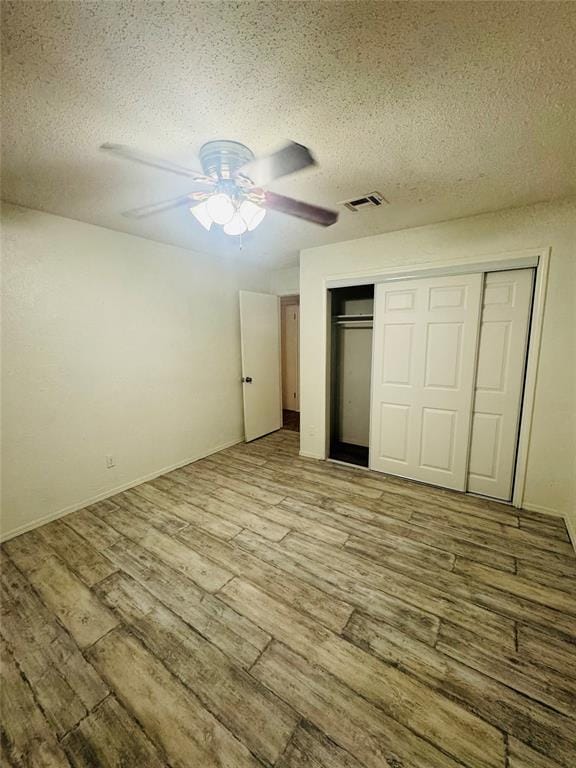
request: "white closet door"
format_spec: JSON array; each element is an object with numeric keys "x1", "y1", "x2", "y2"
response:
[
  {"x1": 468, "y1": 269, "x2": 534, "y2": 500},
  {"x1": 370, "y1": 274, "x2": 482, "y2": 490}
]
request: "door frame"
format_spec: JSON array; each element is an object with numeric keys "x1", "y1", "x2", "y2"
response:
[
  {"x1": 280, "y1": 295, "x2": 300, "y2": 412},
  {"x1": 319, "y1": 247, "x2": 550, "y2": 509}
]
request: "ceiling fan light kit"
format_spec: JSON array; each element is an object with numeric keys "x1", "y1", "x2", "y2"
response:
[
  {"x1": 223, "y1": 211, "x2": 248, "y2": 236},
  {"x1": 205, "y1": 192, "x2": 237, "y2": 226},
  {"x1": 240, "y1": 199, "x2": 267, "y2": 231},
  {"x1": 101, "y1": 138, "x2": 339, "y2": 236},
  {"x1": 189, "y1": 192, "x2": 267, "y2": 236},
  {"x1": 189, "y1": 200, "x2": 213, "y2": 231}
]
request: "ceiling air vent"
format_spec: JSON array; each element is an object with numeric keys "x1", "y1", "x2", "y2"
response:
[{"x1": 340, "y1": 191, "x2": 387, "y2": 212}]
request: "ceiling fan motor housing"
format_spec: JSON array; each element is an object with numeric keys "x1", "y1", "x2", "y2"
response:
[{"x1": 199, "y1": 140, "x2": 255, "y2": 181}]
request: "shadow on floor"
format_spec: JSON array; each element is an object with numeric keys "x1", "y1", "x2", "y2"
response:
[
  {"x1": 282, "y1": 410, "x2": 300, "y2": 432},
  {"x1": 329, "y1": 441, "x2": 369, "y2": 467}
]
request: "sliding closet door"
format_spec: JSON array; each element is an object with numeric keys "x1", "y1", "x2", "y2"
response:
[
  {"x1": 370, "y1": 274, "x2": 482, "y2": 490},
  {"x1": 467, "y1": 269, "x2": 534, "y2": 500}
]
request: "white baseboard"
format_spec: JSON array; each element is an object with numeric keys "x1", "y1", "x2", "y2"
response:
[
  {"x1": 521, "y1": 501, "x2": 564, "y2": 518},
  {"x1": 520, "y1": 503, "x2": 576, "y2": 553},
  {"x1": 563, "y1": 514, "x2": 576, "y2": 553},
  {"x1": 0, "y1": 437, "x2": 242, "y2": 543},
  {"x1": 299, "y1": 450, "x2": 324, "y2": 460}
]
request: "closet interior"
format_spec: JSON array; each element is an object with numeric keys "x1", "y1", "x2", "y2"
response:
[
  {"x1": 329, "y1": 284, "x2": 374, "y2": 467},
  {"x1": 327, "y1": 269, "x2": 535, "y2": 502}
]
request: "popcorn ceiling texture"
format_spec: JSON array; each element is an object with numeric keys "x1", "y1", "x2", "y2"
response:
[{"x1": 1, "y1": 1, "x2": 575, "y2": 266}]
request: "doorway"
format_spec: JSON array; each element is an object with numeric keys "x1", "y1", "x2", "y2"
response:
[{"x1": 281, "y1": 296, "x2": 300, "y2": 432}]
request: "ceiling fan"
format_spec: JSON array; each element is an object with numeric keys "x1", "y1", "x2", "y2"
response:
[{"x1": 100, "y1": 139, "x2": 339, "y2": 236}]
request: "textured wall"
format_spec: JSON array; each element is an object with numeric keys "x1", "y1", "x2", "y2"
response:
[
  {"x1": 1, "y1": 204, "x2": 269, "y2": 539},
  {"x1": 270, "y1": 266, "x2": 300, "y2": 296}
]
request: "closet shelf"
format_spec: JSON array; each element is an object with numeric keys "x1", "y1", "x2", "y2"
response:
[{"x1": 333, "y1": 314, "x2": 374, "y2": 321}]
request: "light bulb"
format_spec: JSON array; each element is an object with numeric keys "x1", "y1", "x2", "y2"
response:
[
  {"x1": 223, "y1": 212, "x2": 248, "y2": 236},
  {"x1": 239, "y1": 199, "x2": 266, "y2": 231},
  {"x1": 190, "y1": 201, "x2": 213, "y2": 230},
  {"x1": 206, "y1": 193, "x2": 235, "y2": 225}
]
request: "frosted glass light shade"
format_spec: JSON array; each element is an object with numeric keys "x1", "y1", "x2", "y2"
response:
[
  {"x1": 206, "y1": 193, "x2": 235, "y2": 225},
  {"x1": 239, "y1": 199, "x2": 266, "y2": 231},
  {"x1": 223, "y1": 212, "x2": 248, "y2": 236},
  {"x1": 190, "y1": 201, "x2": 213, "y2": 230}
]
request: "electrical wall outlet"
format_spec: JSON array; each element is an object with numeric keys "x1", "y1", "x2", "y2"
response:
[{"x1": 105, "y1": 455, "x2": 116, "y2": 469}]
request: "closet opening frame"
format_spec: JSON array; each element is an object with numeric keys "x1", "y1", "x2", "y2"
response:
[{"x1": 320, "y1": 248, "x2": 550, "y2": 509}]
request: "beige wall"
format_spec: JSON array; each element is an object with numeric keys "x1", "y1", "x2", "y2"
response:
[
  {"x1": 335, "y1": 326, "x2": 372, "y2": 446},
  {"x1": 300, "y1": 198, "x2": 576, "y2": 533},
  {"x1": 1, "y1": 204, "x2": 269, "y2": 540},
  {"x1": 270, "y1": 265, "x2": 299, "y2": 296}
]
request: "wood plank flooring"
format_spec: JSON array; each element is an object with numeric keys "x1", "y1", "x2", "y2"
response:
[{"x1": 1, "y1": 430, "x2": 575, "y2": 768}]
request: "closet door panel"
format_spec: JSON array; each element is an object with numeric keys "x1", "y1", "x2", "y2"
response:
[
  {"x1": 381, "y1": 323, "x2": 413, "y2": 385},
  {"x1": 468, "y1": 269, "x2": 533, "y2": 500},
  {"x1": 378, "y1": 403, "x2": 410, "y2": 464},
  {"x1": 370, "y1": 274, "x2": 482, "y2": 491},
  {"x1": 420, "y1": 407, "x2": 457, "y2": 471},
  {"x1": 424, "y1": 322, "x2": 463, "y2": 388}
]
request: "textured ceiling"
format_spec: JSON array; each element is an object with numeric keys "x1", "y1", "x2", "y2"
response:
[{"x1": 2, "y1": 1, "x2": 576, "y2": 267}]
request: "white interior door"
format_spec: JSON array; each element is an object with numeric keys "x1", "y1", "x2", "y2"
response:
[
  {"x1": 239, "y1": 291, "x2": 282, "y2": 442},
  {"x1": 468, "y1": 269, "x2": 534, "y2": 500},
  {"x1": 282, "y1": 303, "x2": 300, "y2": 411},
  {"x1": 370, "y1": 274, "x2": 482, "y2": 490}
]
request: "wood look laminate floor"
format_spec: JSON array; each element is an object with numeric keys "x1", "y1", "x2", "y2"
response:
[{"x1": 2, "y1": 430, "x2": 576, "y2": 768}]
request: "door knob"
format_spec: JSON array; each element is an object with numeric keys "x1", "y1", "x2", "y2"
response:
[{"x1": 242, "y1": 376, "x2": 253, "y2": 383}]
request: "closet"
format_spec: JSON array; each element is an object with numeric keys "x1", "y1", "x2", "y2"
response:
[
  {"x1": 329, "y1": 285, "x2": 374, "y2": 467},
  {"x1": 328, "y1": 269, "x2": 534, "y2": 501}
]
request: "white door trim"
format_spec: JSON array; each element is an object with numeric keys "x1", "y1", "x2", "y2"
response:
[
  {"x1": 324, "y1": 250, "x2": 541, "y2": 289},
  {"x1": 511, "y1": 250, "x2": 550, "y2": 508},
  {"x1": 317, "y1": 247, "x2": 550, "y2": 510}
]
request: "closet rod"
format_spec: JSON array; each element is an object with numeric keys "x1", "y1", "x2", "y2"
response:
[
  {"x1": 335, "y1": 321, "x2": 373, "y2": 328},
  {"x1": 334, "y1": 313, "x2": 374, "y2": 321}
]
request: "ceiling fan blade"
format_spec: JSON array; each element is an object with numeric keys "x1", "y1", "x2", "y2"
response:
[
  {"x1": 240, "y1": 141, "x2": 317, "y2": 186},
  {"x1": 101, "y1": 143, "x2": 211, "y2": 180},
  {"x1": 121, "y1": 193, "x2": 203, "y2": 219},
  {"x1": 264, "y1": 191, "x2": 338, "y2": 227}
]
